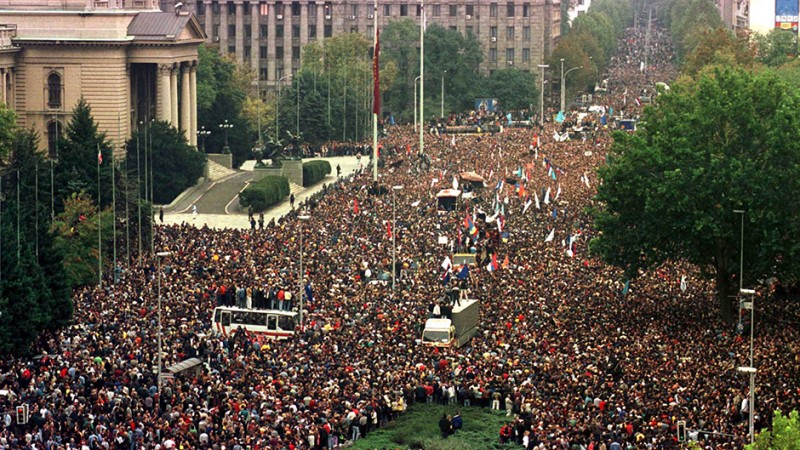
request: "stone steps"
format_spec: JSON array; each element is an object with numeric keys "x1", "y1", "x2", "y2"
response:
[{"x1": 207, "y1": 159, "x2": 237, "y2": 181}]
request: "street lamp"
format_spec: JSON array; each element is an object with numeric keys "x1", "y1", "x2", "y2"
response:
[
  {"x1": 252, "y1": 79, "x2": 263, "y2": 146},
  {"x1": 440, "y1": 70, "x2": 447, "y2": 119},
  {"x1": 297, "y1": 213, "x2": 310, "y2": 328},
  {"x1": 196, "y1": 126, "x2": 211, "y2": 152},
  {"x1": 560, "y1": 58, "x2": 583, "y2": 114},
  {"x1": 155, "y1": 251, "x2": 171, "y2": 394},
  {"x1": 219, "y1": 120, "x2": 233, "y2": 152},
  {"x1": 737, "y1": 365, "x2": 757, "y2": 444},
  {"x1": 414, "y1": 75, "x2": 421, "y2": 132},
  {"x1": 392, "y1": 185, "x2": 403, "y2": 291},
  {"x1": 537, "y1": 64, "x2": 549, "y2": 127}
]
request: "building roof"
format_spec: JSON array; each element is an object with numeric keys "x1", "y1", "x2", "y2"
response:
[{"x1": 127, "y1": 11, "x2": 198, "y2": 41}]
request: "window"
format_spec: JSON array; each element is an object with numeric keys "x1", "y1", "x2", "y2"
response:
[
  {"x1": 292, "y1": 24, "x2": 300, "y2": 38},
  {"x1": 507, "y1": 26, "x2": 514, "y2": 39},
  {"x1": 351, "y1": 4, "x2": 358, "y2": 16},
  {"x1": 292, "y1": 46, "x2": 300, "y2": 60},
  {"x1": 449, "y1": 4, "x2": 457, "y2": 16},
  {"x1": 244, "y1": 46, "x2": 251, "y2": 58},
  {"x1": 523, "y1": 3, "x2": 530, "y2": 17},
  {"x1": 275, "y1": 1, "x2": 284, "y2": 16},
  {"x1": 228, "y1": 45, "x2": 235, "y2": 53},
  {"x1": 417, "y1": 4, "x2": 421, "y2": 16},
  {"x1": 522, "y1": 48, "x2": 530, "y2": 61},
  {"x1": 196, "y1": 1, "x2": 205, "y2": 15},
  {"x1": 490, "y1": 26, "x2": 497, "y2": 37},
  {"x1": 259, "y1": 68, "x2": 267, "y2": 81},
  {"x1": 507, "y1": 2, "x2": 515, "y2": 17},
  {"x1": 466, "y1": 4, "x2": 474, "y2": 16},
  {"x1": 350, "y1": 26, "x2": 358, "y2": 33},
  {"x1": 245, "y1": 25, "x2": 252, "y2": 39},
  {"x1": 267, "y1": 316, "x2": 277, "y2": 330},
  {"x1": 260, "y1": 25, "x2": 267, "y2": 38},
  {"x1": 276, "y1": 46, "x2": 284, "y2": 58},
  {"x1": 211, "y1": 1, "x2": 219, "y2": 14},
  {"x1": 228, "y1": 24, "x2": 236, "y2": 37},
  {"x1": 292, "y1": 1, "x2": 300, "y2": 16},
  {"x1": 278, "y1": 316, "x2": 293, "y2": 331},
  {"x1": 260, "y1": 46, "x2": 267, "y2": 58},
  {"x1": 243, "y1": 1, "x2": 250, "y2": 15},
  {"x1": 47, "y1": 120, "x2": 61, "y2": 158},
  {"x1": 489, "y1": 48, "x2": 497, "y2": 61},
  {"x1": 384, "y1": 4, "x2": 391, "y2": 16},
  {"x1": 276, "y1": 67, "x2": 284, "y2": 79},
  {"x1": 400, "y1": 4, "x2": 408, "y2": 16},
  {"x1": 309, "y1": 25, "x2": 317, "y2": 39},
  {"x1": 466, "y1": 26, "x2": 474, "y2": 36},
  {"x1": 324, "y1": 24, "x2": 332, "y2": 37},
  {"x1": 324, "y1": 2, "x2": 332, "y2": 16},
  {"x1": 308, "y1": 3, "x2": 316, "y2": 15},
  {"x1": 213, "y1": 24, "x2": 219, "y2": 38},
  {"x1": 490, "y1": 3, "x2": 498, "y2": 17},
  {"x1": 449, "y1": 25, "x2": 457, "y2": 31},
  {"x1": 523, "y1": 26, "x2": 530, "y2": 39},
  {"x1": 228, "y1": 1, "x2": 235, "y2": 14},
  {"x1": 432, "y1": 5, "x2": 440, "y2": 16},
  {"x1": 506, "y1": 48, "x2": 514, "y2": 61},
  {"x1": 275, "y1": 24, "x2": 284, "y2": 37},
  {"x1": 367, "y1": 25, "x2": 374, "y2": 38}
]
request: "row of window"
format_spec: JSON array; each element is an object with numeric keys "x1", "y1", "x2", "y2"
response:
[
  {"x1": 488, "y1": 48, "x2": 532, "y2": 62},
  {"x1": 198, "y1": 1, "x2": 536, "y2": 19},
  {"x1": 216, "y1": 23, "x2": 533, "y2": 41}
]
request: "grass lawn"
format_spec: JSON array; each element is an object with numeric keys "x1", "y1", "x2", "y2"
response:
[{"x1": 350, "y1": 403, "x2": 519, "y2": 450}]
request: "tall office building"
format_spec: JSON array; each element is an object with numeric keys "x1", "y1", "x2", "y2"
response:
[{"x1": 173, "y1": 0, "x2": 561, "y2": 91}]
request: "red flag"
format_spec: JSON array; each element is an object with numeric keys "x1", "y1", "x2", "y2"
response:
[
  {"x1": 372, "y1": 30, "x2": 380, "y2": 115},
  {"x1": 353, "y1": 199, "x2": 359, "y2": 215},
  {"x1": 97, "y1": 146, "x2": 103, "y2": 165},
  {"x1": 386, "y1": 221, "x2": 392, "y2": 239}
]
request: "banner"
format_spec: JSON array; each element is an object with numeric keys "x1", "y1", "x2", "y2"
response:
[
  {"x1": 776, "y1": 0, "x2": 799, "y2": 29},
  {"x1": 373, "y1": 30, "x2": 381, "y2": 114}
]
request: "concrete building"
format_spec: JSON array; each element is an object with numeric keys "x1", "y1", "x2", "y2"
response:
[
  {"x1": 0, "y1": 0, "x2": 205, "y2": 155},
  {"x1": 716, "y1": 0, "x2": 749, "y2": 31},
  {"x1": 171, "y1": 0, "x2": 561, "y2": 91}
]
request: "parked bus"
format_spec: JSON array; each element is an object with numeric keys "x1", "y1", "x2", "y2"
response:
[{"x1": 211, "y1": 306, "x2": 297, "y2": 339}]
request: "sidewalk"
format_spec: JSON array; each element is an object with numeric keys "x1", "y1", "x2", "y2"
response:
[{"x1": 160, "y1": 156, "x2": 364, "y2": 230}]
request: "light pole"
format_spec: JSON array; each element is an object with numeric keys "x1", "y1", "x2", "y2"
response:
[
  {"x1": 560, "y1": 59, "x2": 583, "y2": 113},
  {"x1": 277, "y1": 74, "x2": 293, "y2": 143},
  {"x1": 537, "y1": 64, "x2": 549, "y2": 126},
  {"x1": 440, "y1": 70, "x2": 446, "y2": 119},
  {"x1": 219, "y1": 120, "x2": 233, "y2": 152},
  {"x1": 392, "y1": 185, "x2": 403, "y2": 291},
  {"x1": 156, "y1": 251, "x2": 171, "y2": 394},
  {"x1": 419, "y1": 0, "x2": 425, "y2": 155},
  {"x1": 414, "y1": 75, "x2": 421, "y2": 132},
  {"x1": 297, "y1": 213, "x2": 310, "y2": 328},
  {"x1": 738, "y1": 364, "x2": 757, "y2": 444},
  {"x1": 252, "y1": 79, "x2": 262, "y2": 146},
  {"x1": 197, "y1": 126, "x2": 210, "y2": 152}
]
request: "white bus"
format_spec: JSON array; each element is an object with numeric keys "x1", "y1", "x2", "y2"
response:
[{"x1": 211, "y1": 306, "x2": 297, "y2": 339}]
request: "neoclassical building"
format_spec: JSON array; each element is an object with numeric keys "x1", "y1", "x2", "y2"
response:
[{"x1": 0, "y1": 0, "x2": 205, "y2": 155}]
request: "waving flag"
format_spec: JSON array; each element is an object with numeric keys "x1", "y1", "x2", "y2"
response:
[
  {"x1": 523, "y1": 196, "x2": 533, "y2": 214},
  {"x1": 534, "y1": 191, "x2": 540, "y2": 210},
  {"x1": 386, "y1": 221, "x2": 392, "y2": 239},
  {"x1": 486, "y1": 253, "x2": 498, "y2": 272},
  {"x1": 97, "y1": 146, "x2": 103, "y2": 165},
  {"x1": 544, "y1": 228, "x2": 555, "y2": 242},
  {"x1": 457, "y1": 264, "x2": 470, "y2": 280},
  {"x1": 544, "y1": 187, "x2": 551, "y2": 205},
  {"x1": 304, "y1": 283, "x2": 315, "y2": 304},
  {"x1": 555, "y1": 184, "x2": 561, "y2": 201},
  {"x1": 353, "y1": 198, "x2": 359, "y2": 214}
]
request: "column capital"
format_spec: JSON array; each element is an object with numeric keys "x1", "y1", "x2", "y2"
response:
[{"x1": 158, "y1": 63, "x2": 173, "y2": 74}]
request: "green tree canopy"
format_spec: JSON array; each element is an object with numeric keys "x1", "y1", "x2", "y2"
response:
[
  {"x1": 476, "y1": 69, "x2": 538, "y2": 111},
  {"x1": 746, "y1": 410, "x2": 800, "y2": 449},
  {"x1": 682, "y1": 27, "x2": 754, "y2": 76},
  {"x1": 591, "y1": 67, "x2": 800, "y2": 321},
  {"x1": 753, "y1": 28, "x2": 798, "y2": 67}
]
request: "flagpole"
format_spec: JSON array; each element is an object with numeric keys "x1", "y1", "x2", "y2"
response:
[
  {"x1": 97, "y1": 143, "x2": 102, "y2": 287},
  {"x1": 419, "y1": 0, "x2": 425, "y2": 156},
  {"x1": 113, "y1": 113, "x2": 118, "y2": 279},
  {"x1": 372, "y1": 0, "x2": 378, "y2": 182}
]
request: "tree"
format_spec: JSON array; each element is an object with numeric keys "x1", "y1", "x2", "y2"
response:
[
  {"x1": 423, "y1": 23, "x2": 484, "y2": 114},
  {"x1": 746, "y1": 410, "x2": 800, "y2": 449},
  {"x1": 753, "y1": 28, "x2": 798, "y2": 67},
  {"x1": 126, "y1": 121, "x2": 206, "y2": 205},
  {"x1": 682, "y1": 27, "x2": 754, "y2": 76},
  {"x1": 51, "y1": 194, "x2": 114, "y2": 287},
  {"x1": 591, "y1": 67, "x2": 800, "y2": 321},
  {"x1": 668, "y1": 0, "x2": 724, "y2": 61},
  {"x1": 380, "y1": 19, "x2": 421, "y2": 123},
  {"x1": 477, "y1": 69, "x2": 538, "y2": 111}
]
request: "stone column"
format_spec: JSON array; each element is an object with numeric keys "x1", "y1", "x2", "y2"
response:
[
  {"x1": 190, "y1": 61, "x2": 197, "y2": 146},
  {"x1": 158, "y1": 64, "x2": 171, "y2": 122},
  {"x1": 316, "y1": 2, "x2": 324, "y2": 42},
  {"x1": 6, "y1": 68, "x2": 12, "y2": 109},
  {"x1": 267, "y1": 3, "x2": 275, "y2": 82},
  {"x1": 203, "y1": 0, "x2": 213, "y2": 42},
  {"x1": 283, "y1": 9, "x2": 292, "y2": 75},
  {"x1": 180, "y1": 63, "x2": 191, "y2": 141},
  {"x1": 299, "y1": 2, "x2": 308, "y2": 51},
  {"x1": 251, "y1": 2, "x2": 260, "y2": 70},
  {"x1": 170, "y1": 64, "x2": 179, "y2": 127},
  {"x1": 220, "y1": 0, "x2": 229, "y2": 54},
  {"x1": 0, "y1": 68, "x2": 6, "y2": 105},
  {"x1": 235, "y1": 1, "x2": 244, "y2": 63}
]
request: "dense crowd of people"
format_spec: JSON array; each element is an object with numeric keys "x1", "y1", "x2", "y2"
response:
[{"x1": 1, "y1": 25, "x2": 799, "y2": 450}]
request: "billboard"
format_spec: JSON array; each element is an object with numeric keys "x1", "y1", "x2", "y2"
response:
[
  {"x1": 474, "y1": 98, "x2": 497, "y2": 112},
  {"x1": 775, "y1": 0, "x2": 799, "y2": 30}
]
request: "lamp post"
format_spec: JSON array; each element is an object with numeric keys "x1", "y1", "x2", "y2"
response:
[
  {"x1": 252, "y1": 79, "x2": 262, "y2": 146},
  {"x1": 156, "y1": 251, "x2": 171, "y2": 394},
  {"x1": 219, "y1": 120, "x2": 233, "y2": 152},
  {"x1": 414, "y1": 75, "x2": 421, "y2": 132},
  {"x1": 737, "y1": 364, "x2": 757, "y2": 444},
  {"x1": 560, "y1": 59, "x2": 583, "y2": 113},
  {"x1": 277, "y1": 74, "x2": 293, "y2": 143},
  {"x1": 419, "y1": 0, "x2": 425, "y2": 155},
  {"x1": 440, "y1": 70, "x2": 446, "y2": 119},
  {"x1": 537, "y1": 64, "x2": 549, "y2": 126},
  {"x1": 392, "y1": 185, "x2": 403, "y2": 291},
  {"x1": 734, "y1": 209, "x2": 745, "y2": 330},
  {"x1": 297, "y1": 213, "x2": 310, "y2": 328},
  {"x1": 197, "y1": 126, "x2": 210, "y2": 152}
]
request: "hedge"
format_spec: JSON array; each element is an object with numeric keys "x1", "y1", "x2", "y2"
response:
[
  {"x1": 239, "y1": 175, "x2": 290, "y2": 212},
  {"x1": 302, "y1": 160, "x2": 332, "y2": 187}
]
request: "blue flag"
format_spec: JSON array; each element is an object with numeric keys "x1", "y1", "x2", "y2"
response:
[
  {"x1": 556, "y1": 111, "x2": 565, "y2": 123},
  {"x1": 600, "y1": 114, "x2": 607, "y2": 126},
  {"x1": 506, "y1": 113, "x2": 512, "y2": 125},
  {"x1": 457, "y1": 264, "x2": 470, "y2": 280},
  {"x1": 552, "y1": 208, "x2": 557, "y2": 219},
  {"x1": 622, "y1": 280, "x2": 630, "y2": 295},
  {"x1": 442, "y1": 271, "x2": 451, "y2": 285},
  {"x1": 304, "y1": 283, "x2": 314, "y2": 304},
  {"x1": 501, "y1": 231, "x2": 510, "y2": 243}
]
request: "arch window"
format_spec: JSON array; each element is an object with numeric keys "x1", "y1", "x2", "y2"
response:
[{"x1": 47, "y1": 72, "x2": 62, "y2": 109}]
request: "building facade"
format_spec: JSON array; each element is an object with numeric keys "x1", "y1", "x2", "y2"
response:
[
  {"x1": 175, "y1": 0, "x2": 561, "y2": 91},
  {"x1": 0, "y1": 0, "x2": 205, "y2": 154}
]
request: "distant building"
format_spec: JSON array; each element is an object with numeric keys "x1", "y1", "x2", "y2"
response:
[
  {"x1": 715, "y1": 0, "x2": 750, "y2": 31},
  {"x1": 0, "y1": 0, "x2": 205, "y2": 154},
  {"x1": 748, "y1": 0, "x2": 798, "y2": 34},
  {"x1": 170, "y1": 0, "x2": 562, "y2": 92},
  {"x1": 567, "y1": 0, "x2": 590, "y2": 26}
]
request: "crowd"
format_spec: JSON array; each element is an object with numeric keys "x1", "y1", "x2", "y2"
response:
[{"x1": 1, "y1": 25, "x2": 799, "y2": 450}]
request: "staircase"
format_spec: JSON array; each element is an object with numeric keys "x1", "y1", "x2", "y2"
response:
[
  {"x1": 207, "y1": 159, "x2": 237, "y2": 181},
  {"x1": 289, "y1": 182, "x2": 304, "y2": 196}
]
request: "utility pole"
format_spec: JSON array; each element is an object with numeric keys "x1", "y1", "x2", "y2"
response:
[
  {"x1": 419, "y1": 0, "x2": 425, "y2": 155},
  {"x1": 372, "y1": 0, "x2": 379, "y2": 181}
]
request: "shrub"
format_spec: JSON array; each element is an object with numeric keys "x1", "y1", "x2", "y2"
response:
[
  {"x1": 239, "y1": 175, "x2": 290, "y2": 212},
  {"x1": 302, "y1": 160, "x2": 332, "y2": 186}
]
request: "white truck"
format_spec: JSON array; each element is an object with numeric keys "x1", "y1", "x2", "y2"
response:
[{"x1": 422, "y1": 298, "x2": 480, "y2": 348}]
